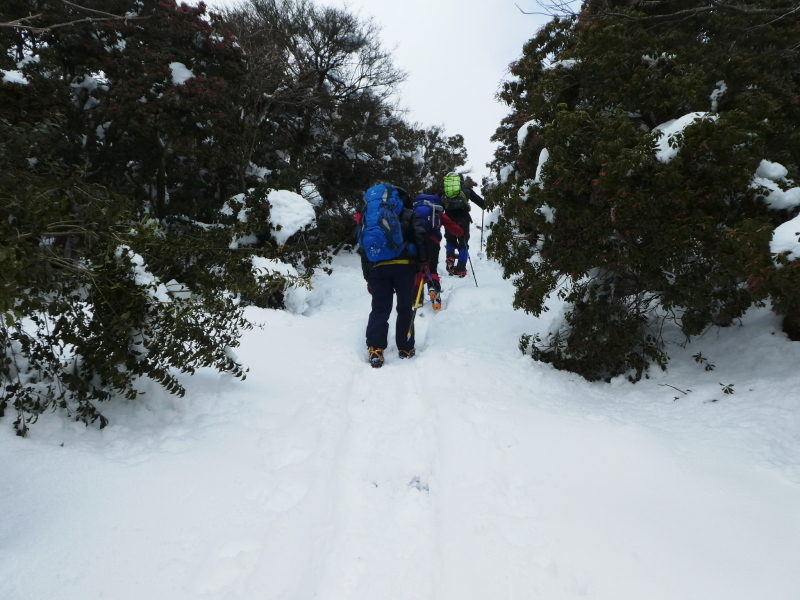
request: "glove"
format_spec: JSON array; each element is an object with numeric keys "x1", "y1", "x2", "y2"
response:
[
  {"x1": 417, "y1": 261, "x2": 430, "y2": 274},
  {"x1": 367, "y1": 283, "x2": 373, "y2": 295}
]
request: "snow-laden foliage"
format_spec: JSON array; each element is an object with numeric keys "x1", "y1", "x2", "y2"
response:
[
  {"x1": 265, "y1": 189, "x2": 316, "y2": 245},
  {"x1": 487, "y1": 0, "x2": 800, "y2": 381},
  {"x1": 0, "y1": 119, "x2": 249, "y2": 435},
  {"x1": 0, "y1": 0, "x2": 468, "y2": 432},
  {"x1": 217, "y1": 0, "x2": 468, "y2": 247}
]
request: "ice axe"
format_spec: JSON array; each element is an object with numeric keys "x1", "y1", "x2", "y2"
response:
[{"x1": 406, "y1": 276, "x2": 426, "y2": 341}]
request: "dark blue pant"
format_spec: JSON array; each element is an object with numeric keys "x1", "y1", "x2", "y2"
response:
[
  {"x1": 366, "y1": 263, "x2": 416, "y2": 352},
  {"x1": 444, "y1": 213, "x2": 471, "y2": 271}
]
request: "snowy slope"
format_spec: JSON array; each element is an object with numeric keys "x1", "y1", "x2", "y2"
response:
[{"x1": 2, "y1": 243, "x2": 800, "y2": 600}]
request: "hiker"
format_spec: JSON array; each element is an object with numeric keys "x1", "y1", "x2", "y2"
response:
[
  {"x1": 439, "y1": 172, "x2": 486, "y2": 277},
  {"x1": 412, "y1": 194, "x2": 464, "y2": 310},
  {"x1": 358, "y1": 184, "x2": 430, "y2": 368}
]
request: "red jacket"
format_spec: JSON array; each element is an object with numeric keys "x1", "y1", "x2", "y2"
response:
[{"x1": 430, "y1": 212, "x2": 464, "y2": 243}]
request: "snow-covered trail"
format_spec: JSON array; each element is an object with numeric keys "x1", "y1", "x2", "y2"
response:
[{"x1": 2, "y1": 250, "x2": 800, "y2": 600}]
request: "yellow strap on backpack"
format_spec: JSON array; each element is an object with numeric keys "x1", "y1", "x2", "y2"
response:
[{"x1": 375, "y1": 258, "x2": 412, "y2": 267}]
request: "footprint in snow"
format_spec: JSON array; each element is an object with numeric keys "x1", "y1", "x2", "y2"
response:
[{"x1": 408, "y1": 476, "x2": 429, "y2": 493}]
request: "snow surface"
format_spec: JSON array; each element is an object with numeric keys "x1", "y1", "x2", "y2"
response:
[
  {"x1": 2, "y1": 233, "x2": 800, "y2": 600},
  {"x1": 222, "y1": 193, "x2": 250, "y2": 223},
  {"x1": 246, "y1": 163, "x2": 272, "y2": 182},
  {"x1": 115, "y1": 245, "x2": 172, "y2": 303},
  {"x1": 499, "y1": 163, "x2": 514, "y2": 183},
  {"x1": 537, "y1": 204, "x2": 555, "y2": 223},
  {"x1": 0, "y1": 69, "x2": 29, "y2": 85},
  {"x1": 251, "y1": 256, "x2": 310, "y2": 314},
  {"x1": 517, "y1": 119, "x2": 538, "y2": 148},
  {"x1": 544, "y1": 59, "x2": 578, "y2": 70},
  {"x1": 170, "y1": 62, "x2": 194, "y2": 85},
  {"x1": 533, "y1": 147, "x2": 549, "y2": 187},
  {"x1": 17, "y1": 54, "x2": 40, "y2": 68},
  {"x1": 267, "y1": 189, "x2": 316, "y2": 245},
  {"x1": 300, "y1": 179, "x2": 324, "y2": 207},
  {"x1": 165, "y1": 279, "x2": 192, "y2": 300},
  {"x1": 753, "y1": 179, "x2": 800, "y2": 211},
  {"x1": 757, "y1": 159, "x2": 789, "y2": 181},
  {"x1": 771, "y1": 214, "x2": 800, "y2": 261},
  {"x1": 710, "y1": 80, "x2": 727, "y2": 112},
  {"x1": 752, "y1": 160, "x2": 800, "y2": 211},
  {"x1": 654, "y1": 112, "x2": 717, "y2": 162}
]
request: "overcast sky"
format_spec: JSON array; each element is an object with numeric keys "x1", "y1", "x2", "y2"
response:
[
  {"x1": 311, "y1": 0, "x2": 550, "y2": 183},
  {"x1": 210, "y1": 0, "x2": 550, "y2": 183}
]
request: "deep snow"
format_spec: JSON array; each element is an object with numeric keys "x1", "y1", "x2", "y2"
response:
[{"x1": 2, "y1": 237, "x2": 800, "y2": 599}]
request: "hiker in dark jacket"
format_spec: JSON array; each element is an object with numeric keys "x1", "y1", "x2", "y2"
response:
[
  {"x1": 359, "y1": 187, "x2": 430, "y2": 368},
  {"x1": 438, "y1": 172, "x2": 486, "y2": 277}
]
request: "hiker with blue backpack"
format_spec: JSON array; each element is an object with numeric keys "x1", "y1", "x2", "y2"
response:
[
  {"x1": 358, "y1": 184, "x2": 430, "y2": 368},
  {"x1": 412, "y1": 194, "x2": 464, "y2": 310},
  {"x1": 439, "y1": 172, "x2": 486, "y2": 278}
]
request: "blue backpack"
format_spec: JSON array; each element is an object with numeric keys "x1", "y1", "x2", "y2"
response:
[
  {"x1": 358, "y1": 184, "x2": 408, "y2": 262},
  {"x1": 413, "y1": 194, "x2": 444, "y2": 239}
]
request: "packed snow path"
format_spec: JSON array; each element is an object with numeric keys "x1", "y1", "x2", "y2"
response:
[{"x1": 3, "y1": 251, "x2": 800, "y2": 599}]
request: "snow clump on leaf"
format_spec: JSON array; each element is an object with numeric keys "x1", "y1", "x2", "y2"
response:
[
  {"x1": 169, "y1": 62, "x2": 194, "y2": 85},
  {"x1": 654, "y1": 112, "x2": 717, "y2": 163},
  {"x1": 267, "y1": 190, "x2": 316, "y2": 245}
]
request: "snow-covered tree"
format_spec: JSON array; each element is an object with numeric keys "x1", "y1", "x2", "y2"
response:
[
  {"x1": 0, "y1": 117, "x2": 252, "y2": 435},
  {"x1": 220, "y1": 0, "x2": 468, "y2": 246},
  {"x1": 487, "y1": 0, "x2": 800, "y2": 381},
  {"x1": 0, "y1": 0, "x2": 469, "y2": 433},
  {"x1": 0, "y1": 1, "x2": 297, "y2": 433}
]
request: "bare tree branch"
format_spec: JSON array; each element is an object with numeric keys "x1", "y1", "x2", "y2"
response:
[
  {"x1": 516, "y1": 0, "x2": 800, "y2": 24},
  {"x1": 0, "y1": 0, "x2": 148, "y2": 33},
  {"x1": 746, "y1": 3, "x2": 800, "y2": 30},
  {"x1": 60, "y1": 0, "x2": 129, "y2": 19}
]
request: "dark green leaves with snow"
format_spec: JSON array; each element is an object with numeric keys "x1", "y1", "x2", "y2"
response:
[{"x1": 487, "y1": 0, "x2": 800, "y2": 381}]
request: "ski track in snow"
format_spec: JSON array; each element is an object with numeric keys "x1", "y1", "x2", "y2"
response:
[{"x1": 2, "y1": 246, "x2": 800, "y2": 600}]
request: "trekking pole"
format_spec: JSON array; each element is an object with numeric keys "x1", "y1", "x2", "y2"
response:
[
  {"x1": 332, "y1": 222, "x2": 360, "y2": 256},
  {"x1": 479, "y1": 209, "x2": 485, "y2": 258},
  {"x1": 465, "y1": 242, "x2": 478, "y2": 287},
  {"x1": 468, "y1": 256, "x2": 478, "y2": 287},
  {"x1": 406, "y1": 277, "x2": 426, "y2": 341},
  {"x1": 332, "y1": 227, "x2": 355, "y2": 255}
]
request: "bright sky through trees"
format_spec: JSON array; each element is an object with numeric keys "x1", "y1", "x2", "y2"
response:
[{"x1": 211, "y1": 0, "x2": 548, "y2": 183}]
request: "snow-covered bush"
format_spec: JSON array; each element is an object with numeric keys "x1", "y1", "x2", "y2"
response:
[
  {"x1": 0, "y1": 0, "x2": 469, "y2": 433},
  {"x1": 217, "y1": 186, "x2": 322, "y2": 310},
  {"x1": 0, "y1": 120, "x2": 250, "y2": 435},
  {"x1": 487, "y1": 2, "x2": 800, "y2": 381}
]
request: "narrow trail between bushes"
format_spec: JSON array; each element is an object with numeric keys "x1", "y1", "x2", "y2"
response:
[{"x1": 2, "y1": 250, "x2": 800, "y2": 600}]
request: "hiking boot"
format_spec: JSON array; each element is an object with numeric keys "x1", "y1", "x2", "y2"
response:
[
  {"x1": 429, "y1": 289, "x2": 442, "y2": 311},
  {"x1": 445, "y1": 257, "x2": 455, "y2": 275},
  {"x1": 368, "y1": 346, "x2": 384, "y2": 368},
  {"x1": 398, "y1": 348, "x2": 416, "y2": 359},
  {"x1": 455, "y1": 269, "x2": 467, "y2": 278}
]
